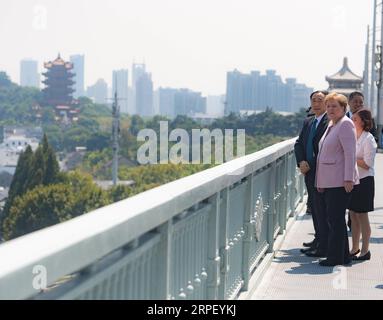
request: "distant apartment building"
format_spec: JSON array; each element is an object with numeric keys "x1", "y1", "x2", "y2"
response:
[
  {"x1": 70, "y1": 54, "x2": 85, "y2": 98},
  {"x1": 127, "y1": 87, "x2": 135, "y2": 114},
  {"x1": 112, "y1": 69, "x2": 129, "y2": 114},
  {"x1": 135, "y1": 72, "x2": 153, "y2": 117},
  {"x1": 20, "y1": 59, "x2": 40, "y2": 88},
  {"x1": 159, "y1": 87, "x2": 177, "y2": 118},
  {"x1": 225, "y1": 69, "x2": 313, "y2": 114},
  {"x1": 132, "y1": 63, "x2": 146, "y2": 89},
  {"x1": 87, "y1": 79, "x2": 108, "y2": 104},
  {"x1": 159, "y1": 88, "x2": 207, "y2": 118},
  {"x1": 174, "y1": 89, "x2": 206, "y2": 116},
  {"x1": 153, "y1": 89, "x2": 160, "y2": 115}
]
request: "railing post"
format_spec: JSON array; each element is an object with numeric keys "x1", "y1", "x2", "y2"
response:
[
  {"x1": 291, "y1": 158, "x2": 298, "y2": 209},
  {"x1": 157, "y1": 220, "x2": 172, "y2": 299},
  {"x1": 242, "y1": 174, "x2": 254, "y2": 291},
  {"x1": 281, "y1": 154, "x2": 288, "y2": 231},
  {"x1": 274, "y1": 159, "x2": 283, "y2": 236},
  {"x1": 267, "y1": 162, "x2": 276, "y2": 253},
  {"x1": 207, "y1": 192, "x2": 221, "y2": 299},
  {"x1": 218, "y1": 188, "x2": 229, "y2": 299},
  {"x1": 289, "y1": 154, "x2": 295, "y2": 217}
]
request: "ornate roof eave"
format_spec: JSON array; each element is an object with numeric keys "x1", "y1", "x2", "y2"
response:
[
  {"x1": 43, "y1": 54, "x2": 73, "y2": 69},
  {"x1": 326, "y1": 57, "x2": 362, "y2": 82},
  {"x1": 325, "y1": 76, "x2": 362, "y2": 83}
]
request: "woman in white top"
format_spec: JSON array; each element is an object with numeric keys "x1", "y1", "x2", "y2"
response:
[{"x1": 348, "y1": 108, "x2": 377, "y2": 261}]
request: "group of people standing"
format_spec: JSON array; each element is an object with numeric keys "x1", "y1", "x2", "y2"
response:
[{"x1": 295, "y1": 90, "x2": 377, "y2": 266}]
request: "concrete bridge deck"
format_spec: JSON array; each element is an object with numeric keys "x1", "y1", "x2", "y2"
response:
[{"x1": 250, "y1": 153, "x2": 383, "y2": 300}]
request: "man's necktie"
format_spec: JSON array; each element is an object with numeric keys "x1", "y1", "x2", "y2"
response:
[{"x1": 306, "y1": 118, "x2": 318, "y2": 164}]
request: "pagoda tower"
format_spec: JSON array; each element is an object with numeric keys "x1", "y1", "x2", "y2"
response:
[
  {"x1": 325, "y1": 57, "x2": 363, "y2": 97},
  {"x1": 42, "y1": 54, "x2": 75, "y2": 106}
]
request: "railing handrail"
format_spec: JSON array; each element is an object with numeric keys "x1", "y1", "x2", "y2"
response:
[{"x1": 0, "y1": 137, "x2": 297, "y2": 300}]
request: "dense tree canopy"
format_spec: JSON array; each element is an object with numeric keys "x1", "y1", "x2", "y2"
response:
[{"x1": 2, "y1": 171, "x2": 108, "y2": 241}]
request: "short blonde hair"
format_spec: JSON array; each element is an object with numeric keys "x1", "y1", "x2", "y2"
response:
[{"x1": 324, "y1": 92, "x2": 348, "y2": 112}]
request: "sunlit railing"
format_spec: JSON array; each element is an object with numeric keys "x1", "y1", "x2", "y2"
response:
[{"x1": 0, "y1": 137, "x2": 304, "y2": 300}]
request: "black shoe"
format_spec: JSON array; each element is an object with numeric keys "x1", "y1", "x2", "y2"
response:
[
  {"x1": 354, "y1": 251, "x2": 371, "y2": 261},
  {"x1": 306, "y1": 206, "x2": 312, "y2": 215},
  {"x1": 300, "y1": 247, "x2": 313, "y2": 254},
  {"x1": 349, "y1": 249, "x2": 360, "y2": 257},
  {"x1": 305, "y1": 249, "x2": 327, "y2": 258},
  {"x1": 303, "y1": 240, "x2": 316, "y2": 248}
]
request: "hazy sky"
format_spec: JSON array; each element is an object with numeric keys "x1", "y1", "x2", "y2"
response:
[{"x1": 0, "y1": 0, "x2": 373, "y2": 96}]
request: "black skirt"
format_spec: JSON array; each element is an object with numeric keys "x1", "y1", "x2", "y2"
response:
[{"x1": 348, "y1": 176, "x2": 375, "y2": 213}]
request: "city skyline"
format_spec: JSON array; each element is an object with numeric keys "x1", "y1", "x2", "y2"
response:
[
  {"x1": 15, "y1": 54, "x2": 318, "y2": 97},
  {"x1": 0, "y1": 0, "x2": 372, "y2": 96}
]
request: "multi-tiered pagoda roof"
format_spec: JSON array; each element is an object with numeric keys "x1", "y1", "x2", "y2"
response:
[{"x1": 42, "y1": 54, "x2": 75, "y2": 107}]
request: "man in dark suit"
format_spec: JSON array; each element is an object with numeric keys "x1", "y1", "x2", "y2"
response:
[
  {"x1": 294, "y1": 90, "x2": 329, "y2": 254},
  {"x1": 347, "y1": 91, "x2": 378, "y2": 140}
]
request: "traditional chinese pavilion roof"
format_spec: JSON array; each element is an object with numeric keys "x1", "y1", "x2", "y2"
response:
[
  {"x1": 44, "y1": 54, "x2": 73, "y2": 69},
  {"x1": 326, "y1": 57, "x2": 362, "y2": 82}
]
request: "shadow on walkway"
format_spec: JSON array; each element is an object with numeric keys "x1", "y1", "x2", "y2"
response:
[
  {"x1": 272, "y1": 248, "x2": 340, "y2": 275},
  {"x1": 369, "y1": 237, "x2": 383, "y2": 244}
]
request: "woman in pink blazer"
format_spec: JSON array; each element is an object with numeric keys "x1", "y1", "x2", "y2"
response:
[{"x1": 316, "y1": 92, "x2": 359, "y2": 266}]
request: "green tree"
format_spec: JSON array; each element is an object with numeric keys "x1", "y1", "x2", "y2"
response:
[
  {"x1": 130, "y1": 115, "x2": 145, "y2": 135},
  {"x1": 108, "y1": 184, "x2": 132, "y2": 203},
  {"x1": 0, "y1": 71, "x2": 14, "y2": 87},
  {"x1": 2, "y1": 146, "x2": 34, "y2": 219},
  {"x1": 61, "y1": 171, "x2": 109, "y2": 215},
  {"x1": 2, "y1": 184, "x2": 76, "y2": 240},
  {"x1": 44, "y1": 147, "x2": 60, "y2": 185},
  {"x1": 2, "y1": 171, "x2": 108, "y2": 241},
  {"x1": 1, "y1": 136, "x2": 61, "y2": 230},
  {"x1": 25, "y1": 145, "x2": 45, "y2": 189}
]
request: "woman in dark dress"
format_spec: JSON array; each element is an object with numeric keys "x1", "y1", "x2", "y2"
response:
[{"x1": 348, "y1": 109, "x2": 377, "y2": 261}]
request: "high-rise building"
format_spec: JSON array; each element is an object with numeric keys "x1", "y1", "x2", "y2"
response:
[
  {"x1": 20, "y1": 59, "x2": 40, "y2": 88},
  {"x1": 132, "y1": 63, "x2": 146, "y2": 89},
  {"x1": 159, "y1": 87, "x2": 178, "y2": 118},
  {"x1": 127, "y1": 87, "x2": 135, "y2": 114},
  {"x1": 87, "y1": 79, "x2": 108, "y2": 104},
  {"x1": 112, "y1": 69, "x2": 129, "y2": 114},
  {"x1": 174, "y1": 89, "x2": 206, "y2": 116},
  {"x1": 131, "y1": 63, "x2": 149, "y2": 116},
  {"x1": 42, "y1": 54, "x2": 75, "y2": 106},
  {"x1": 159, "y1": 87, "x2": 207, "y2": 118},
  {"x1": 136, "y1": 72, "x2": 153, "y2": 117},
  {"x1": 225, "y1": 69, "x2": 312, "y2": 113},
  {"x1": 70, "y1": 55, "x2": 85, "y2": 98},
  {"x1": 226, "y1": 70, "x2": 251, "y2": 113},
  {"x1": 153, "y1": 89, "x2": 160, "y2": 115}
]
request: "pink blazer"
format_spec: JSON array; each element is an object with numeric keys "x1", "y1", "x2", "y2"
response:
[{"x1": 316, "y1": 115, "x2": 359, "y2": 188}]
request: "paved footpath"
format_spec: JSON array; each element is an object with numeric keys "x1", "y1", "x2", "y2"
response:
[{"x1": 251, "y1": 153, "x2": 383, "y2": 300}]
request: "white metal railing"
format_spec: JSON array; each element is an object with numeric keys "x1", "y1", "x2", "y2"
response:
[{"x1": 0, "y1": 137, "x2": 304, "y2": 300}]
